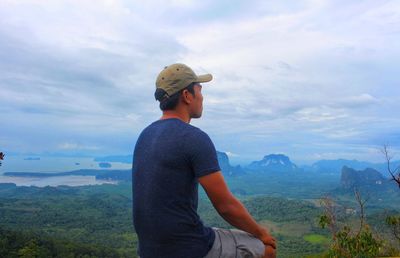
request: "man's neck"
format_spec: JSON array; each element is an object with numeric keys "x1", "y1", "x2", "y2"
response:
[{"x1": 160, "y1": 110, "x2": 191, "y2": 123}]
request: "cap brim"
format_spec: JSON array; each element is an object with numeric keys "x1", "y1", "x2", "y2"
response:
[{"x1": 196, "y1": 74, "x2": 213, "y2": 83}]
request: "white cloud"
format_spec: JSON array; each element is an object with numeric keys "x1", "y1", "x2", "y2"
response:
[
  {"x1": 1, "y1": 0, "x2": 399, "y2": 163},
  {"x1": 225, "y1": 151, "x2": 239, "y2": 158},
  {"x1": 335, "y1": 93, "x2": 379, "y2": 108},
  {"x1": 294, "y1": 106, "x2": 348, "y2": 122},
  {"x1": 58, "y1": 143, "x2": 100, "y2": 151}
]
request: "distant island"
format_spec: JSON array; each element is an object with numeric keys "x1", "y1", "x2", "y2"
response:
[
  {"x1": 98, "y1": 162, "x2": 112, "y2": 168},
  {"x1": 3, "y1": 169, "x2": 132, "y2": 181},
  {"x1": 94, "y1": 155, "x2": 132, "y2": 164},
  {"x1": 24, "y1": 157, "x2": 40, "y2": 161}
]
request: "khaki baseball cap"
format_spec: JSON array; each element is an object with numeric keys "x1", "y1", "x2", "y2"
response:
[{"x1": 155, "y1": 63, "x2": 212, "y2": 98}]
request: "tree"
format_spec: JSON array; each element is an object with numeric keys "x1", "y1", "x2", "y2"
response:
[
  {"x1": 0, "y1": 152, "x2": 4, "y2": 167},
  {"x1": 319, "y1": 191, "x2": 382, "y2": 258},
  {"x1": 381, "y1": 145, "x2": 400, "y2": 248},
  {"x1": 319, "y1": 197, "x2": 338, "y2": 241},
  {"x1": 17, "y1": 239, "x2": 50, "y2": 258},
  {"x1": 381, "y1": 144, "x2": 400, "y2": 188},
  {"x1": 385, "y1": 216, "x2": 400, "y2": 242}
]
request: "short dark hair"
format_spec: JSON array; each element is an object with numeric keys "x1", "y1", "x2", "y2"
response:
[{"x1": 155, "y1": 82, "x2": 197, "y2": 111}]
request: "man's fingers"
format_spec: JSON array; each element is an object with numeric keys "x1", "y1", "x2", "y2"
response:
[
  {"x1": 264, "y1": 245, "x2": 276, "y2": 258},
  {"x1": 263, "y1": 237, "x2": 276, "y2": 249}
]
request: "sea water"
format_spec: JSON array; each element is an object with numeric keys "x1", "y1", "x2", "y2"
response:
[
  {"x1": 0, "y1": 156, "x2": 131, "y2": 187},
  {"x1": 0, "y1": 175, "x2": 117, "y2": 187}
]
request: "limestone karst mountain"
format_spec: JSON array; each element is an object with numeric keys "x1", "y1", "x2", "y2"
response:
[
  {"x1": 340, "y1": 166, "x2": 386, "y2": 189},
  {"x1": 247, "y1": 154, "x2": 300, "y2": 173},
  {"x1": 216, "y1": 151, "x2": 244, "y2": 176}
]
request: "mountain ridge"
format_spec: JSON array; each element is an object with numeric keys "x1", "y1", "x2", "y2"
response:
[{"x1": 247, "y1": 154, "x2": 301, "y2": 173}]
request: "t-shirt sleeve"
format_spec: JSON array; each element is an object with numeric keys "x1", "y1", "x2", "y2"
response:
[{"x1": 185, "y1": 129, "x2": 221, "y2": 178}]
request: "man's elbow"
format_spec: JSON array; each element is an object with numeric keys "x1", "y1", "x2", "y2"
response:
[{"x1": 214, "y1": 199, "x2": 241, "y2": 217}]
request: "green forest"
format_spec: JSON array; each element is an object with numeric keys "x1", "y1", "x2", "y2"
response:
[{"x1": 0, "y1": 176, "x2": 399, "y2": 258}]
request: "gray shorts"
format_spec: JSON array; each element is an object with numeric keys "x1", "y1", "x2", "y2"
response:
[{"x1": 204, "y1": 228, "x2": 265, "y2": 258}]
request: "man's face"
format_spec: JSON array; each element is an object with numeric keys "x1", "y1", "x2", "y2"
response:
[{"x1": 190, "y1": 84, "x2": 203, "y2": 119}]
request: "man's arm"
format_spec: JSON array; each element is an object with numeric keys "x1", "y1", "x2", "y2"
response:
[{"x1": 198, "y1": 171, "x2": 276, "y2": 249}]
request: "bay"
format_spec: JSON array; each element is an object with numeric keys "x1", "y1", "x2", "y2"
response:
[
  {"x1": 0, "y1": 156, "x2": 130, "y2": 187},
  {"x1": 0, "y1": 156, "x2": 131, "y2": 173},
  {"x1": 0, "y1": 175, "x2": 117, "y2": 187}
]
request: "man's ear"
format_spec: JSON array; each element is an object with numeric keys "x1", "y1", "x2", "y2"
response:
[{"x1": 181, "y1": 89, "x2": 192, "y2": 104}]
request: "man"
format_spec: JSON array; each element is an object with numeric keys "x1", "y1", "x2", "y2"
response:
[{"x1": 132, "y1": 63, "x2": 276, "y2": 258}]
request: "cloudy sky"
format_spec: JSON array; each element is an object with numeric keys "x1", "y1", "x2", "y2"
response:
[{"x1": 1, "y1": 0, "x2": 399, "y2": 165}]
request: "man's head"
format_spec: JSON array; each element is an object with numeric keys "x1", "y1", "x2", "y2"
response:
[{"x1": 154, "y1": 63, "x2": 212, "y2": 118}]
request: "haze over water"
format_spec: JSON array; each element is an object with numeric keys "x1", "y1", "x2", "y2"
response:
[
  {"x1": 0, "y1": 156, "x2": 130, "y2": 187},
  {"x1": 0, "y1": 175, "x2": 117, "y2": 187},
  {"x1": 0, "y1": 156, "x2": 131, "y2": 173}
]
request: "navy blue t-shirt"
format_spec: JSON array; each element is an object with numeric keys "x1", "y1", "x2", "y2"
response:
[{"x1": 132, "y1": 118, "x2": 221, "y2": 258}]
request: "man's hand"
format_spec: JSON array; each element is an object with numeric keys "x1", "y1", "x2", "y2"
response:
[
  {"x1": 265, "y1": 245, "x2": 276, "y2": 258},
  {"x1": 257, "y1": 226, "x2": 276, "y2": 249},
  {"x1": 258, "y1": 227, "x2": 276, "y2": 258}
]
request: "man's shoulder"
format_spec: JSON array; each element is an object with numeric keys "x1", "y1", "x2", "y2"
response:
[
  {"x1": 184, "y1": 123, "x2": 210, "y2": 140},
  {"x1": 144, "y1": 119, "x2": 207, "y2": 136}
]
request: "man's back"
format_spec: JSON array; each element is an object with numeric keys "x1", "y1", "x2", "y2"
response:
[{"x1": 133, "y1": 118, "x2": 220, "y2": 258}]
